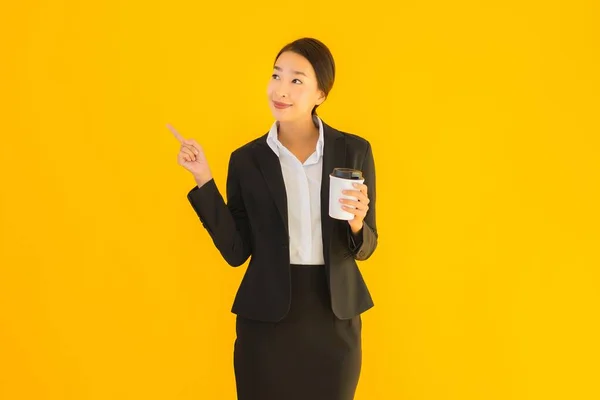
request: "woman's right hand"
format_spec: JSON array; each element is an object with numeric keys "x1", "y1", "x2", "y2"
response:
[{"x1": 167, "y1": 123, "x2": 213, "y2": 186}]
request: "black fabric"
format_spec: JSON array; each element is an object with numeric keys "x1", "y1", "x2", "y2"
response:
[
  {"x1": 186, "y1": 120, "x2": 378, "y2": 321},
  {"x1": 233, "y1": 264, "x2": 362, "y2": 400}
]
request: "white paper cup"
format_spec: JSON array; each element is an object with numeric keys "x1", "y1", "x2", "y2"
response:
[{"x1": 329, "y1": 168, "x2": 364, "y2": 220}]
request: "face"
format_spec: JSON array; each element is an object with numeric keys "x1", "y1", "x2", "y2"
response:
[{"x1": 267, "y1": 51, "x2": 326, "y2": 122}]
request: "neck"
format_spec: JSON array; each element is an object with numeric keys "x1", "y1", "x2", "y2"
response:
[{"x1": 277, "y1": 115, "x2": 319, "y2": 148}]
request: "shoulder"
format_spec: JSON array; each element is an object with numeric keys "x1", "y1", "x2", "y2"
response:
[
  {"x1": 228, "y1": 132, "x2": 269, "y2": 161},
  {"x1": 342, "y1": 131, "x2": 371, "y2": 149},
  {"x1": 327, "y1": 123, "x2": 372, "y2": 154}
]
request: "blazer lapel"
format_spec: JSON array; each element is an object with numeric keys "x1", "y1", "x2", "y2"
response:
[
  {"x1": 253, "y1": 120, "x2": 345, "y2": 263},
  {"x1": 320, "y1": 122, "x2": 345, "y2": 264},
  {"x1": 254, "y1": 137, "x2": 289, "y2": 235}
]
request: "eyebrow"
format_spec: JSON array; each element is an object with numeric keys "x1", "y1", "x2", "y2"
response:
[{"x1": 273, "y1": 65, "x2": 307, "y2": 77}]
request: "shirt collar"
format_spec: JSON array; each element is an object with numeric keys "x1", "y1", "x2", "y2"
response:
[{"x1": 266, "y1": 115, "x2": 324, "y2": 158}]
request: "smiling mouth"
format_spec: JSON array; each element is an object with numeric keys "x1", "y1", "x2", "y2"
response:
[{"x1": 273, "y1": 101, "x2": 292, "y2": 109}]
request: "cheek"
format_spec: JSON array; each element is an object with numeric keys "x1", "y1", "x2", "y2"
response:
[{"x1": 296, "y1": 89, "x2": 316, "y2": 111}]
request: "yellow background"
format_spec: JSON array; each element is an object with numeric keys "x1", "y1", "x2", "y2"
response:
[{"x1": 1, "y1": 0, "x2": 599, "y2": 399}]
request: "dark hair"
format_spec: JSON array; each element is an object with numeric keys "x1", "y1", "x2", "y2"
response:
[{"x1": 274, "y1": 37, "x2": 336, "y2": 116}]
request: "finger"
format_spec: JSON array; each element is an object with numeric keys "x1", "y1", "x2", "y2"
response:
[
  {"x1": 181, "y1": 143, "x2": 198, "y2": 156},
  {"x1": 184, "y1": 143, "x2": 199, "y2": 155},
  {"x1": 343, "y1": 190, "x2": 369, "y2": 204},
  {"x1": 167, "y1": 123, "x2": 186, "y2": 144},
  {"x1": 179, "y1": 153, "x2": 192, "y2": 163},
  {"x1": 341, "y1": 199, "x2": 369, "y2": 211},
  {"x1": 352, "y1": 182, "x2": 368, "y2": 195},
  {"x1": 340, "y1": 198, "x2": 360, "y2": 208},
  {"x1": 180, "y1": 146, "x2": 196, "y2": 161},
  {"x1": 342, "y1": 205, "x2": 367, "y2": 217},
  {"x1": 186, "y1": 138, "x2": 204, "y2": 154},
  {"x1": 187, "y1": 138, "x2": 202, "y2": 148},
  {"x1": 182, "y1": 139, "x2": 202, "y2": 155}
]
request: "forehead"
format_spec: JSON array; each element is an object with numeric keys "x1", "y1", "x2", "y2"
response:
[{"x1": 274, "y1": 51, "x2": 315, "y2": 77}]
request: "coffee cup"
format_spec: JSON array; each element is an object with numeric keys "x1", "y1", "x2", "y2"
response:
[{"x1": 329, "y1": 168, "x2": 364, "y2": 220}]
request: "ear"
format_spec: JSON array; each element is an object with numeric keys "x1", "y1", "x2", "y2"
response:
[{"x1": 316, "y1": 90, "x2": 326, "y2": 106}]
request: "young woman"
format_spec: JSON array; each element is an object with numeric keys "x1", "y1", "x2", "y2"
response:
[{"x1": 170, "y1": 37, "x2": 378, "y2": 400}]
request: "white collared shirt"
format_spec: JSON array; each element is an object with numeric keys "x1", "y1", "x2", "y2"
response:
[{"x1": 266, "y1": 116, "x2": 325, "y2": 265}]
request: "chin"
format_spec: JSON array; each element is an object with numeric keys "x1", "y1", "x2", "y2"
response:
[{"x1": 270, "y1": 108, "x2": 295, "y2": 122}]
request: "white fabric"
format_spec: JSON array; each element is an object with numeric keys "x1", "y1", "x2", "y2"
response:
[{"x1": 266, "y1": 116, "x2": 325, "y2": 265}]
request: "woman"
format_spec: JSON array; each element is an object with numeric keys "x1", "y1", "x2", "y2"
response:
[{"x1": 170, "y1": 37, "x2": 378, "y2": 400}]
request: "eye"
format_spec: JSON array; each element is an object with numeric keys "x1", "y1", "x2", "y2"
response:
[
  {"x1": 292, "y1": 78, "x2": 303, "y2": 84},
  {"x1": 272, "y1": 74, "x2": 280, "y2": 79}
]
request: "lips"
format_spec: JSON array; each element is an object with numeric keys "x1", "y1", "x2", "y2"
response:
[{"x1": 273, "y1": 100, "x2": 292, "y2": 109}]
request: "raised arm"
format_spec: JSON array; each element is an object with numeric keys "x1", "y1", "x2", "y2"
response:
[
  {"x1": 168, "y1": 123, "x2": 252, "y2": 266},
  {"x1": 186, "y1": 153, "x2": 252, "y2": 267}
]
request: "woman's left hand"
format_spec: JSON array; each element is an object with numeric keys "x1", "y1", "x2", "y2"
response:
[{"x1": 340, "y1": 182, "x2": 370, "y2": 233}]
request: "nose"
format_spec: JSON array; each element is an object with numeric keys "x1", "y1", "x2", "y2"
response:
[{"x1": 274, "y1": 81, "x2": 289, "y2": 99}]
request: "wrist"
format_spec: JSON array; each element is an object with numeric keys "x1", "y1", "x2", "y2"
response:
[
  {"x1": 349, "y1": 220, "x2": 364, "y2": 235},
  {"x1": 194, "y1": 173, "x2": 213, "y2": 188}
]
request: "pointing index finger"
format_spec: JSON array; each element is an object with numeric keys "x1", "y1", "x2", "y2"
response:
[{"x1": 166, "y1": 123, "x2": 185, "y2": 143}]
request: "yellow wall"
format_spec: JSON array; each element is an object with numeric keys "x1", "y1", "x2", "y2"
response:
[{"x1": 1, "y1": 1, "x2": 599, "y2": 399}]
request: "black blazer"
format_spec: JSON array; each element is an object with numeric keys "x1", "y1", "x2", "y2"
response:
[{"x1": 186, "y1": 120, "x2": 378, "y2": 322}]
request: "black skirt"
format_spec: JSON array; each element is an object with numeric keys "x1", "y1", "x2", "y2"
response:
[{"x1": 233, "y1": 264, "x2": 362, "y2": 400}]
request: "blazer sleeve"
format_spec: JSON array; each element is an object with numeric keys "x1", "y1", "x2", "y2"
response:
[
  {"x1": 186, "y1": 152, "x2": 252, "y2": 267},
  {"x1": 346, "y1": 141, "x2": 378, "y2": 261}
]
